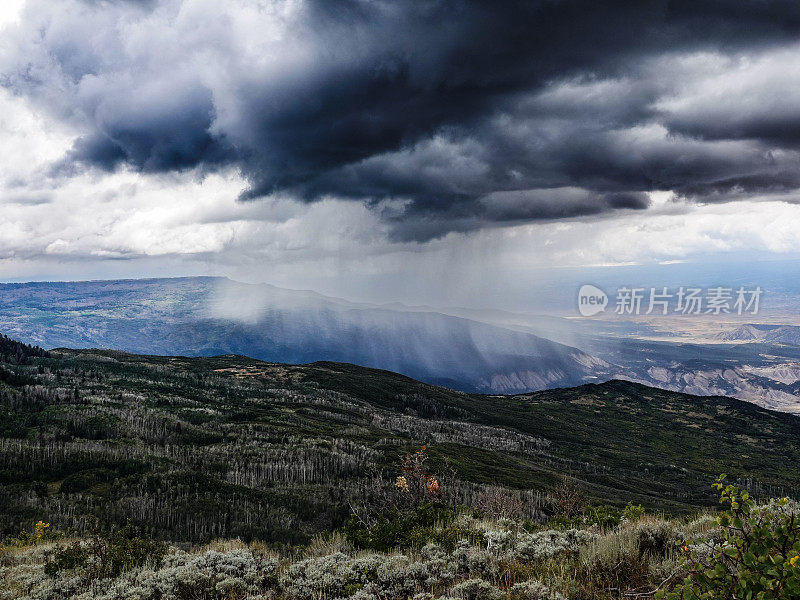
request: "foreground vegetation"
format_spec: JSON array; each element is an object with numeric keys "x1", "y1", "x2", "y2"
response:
[
  {"x1": 2, "y1": 334, "x2": 800, "y2": 597},
  {"x1": 2, "y1": 472, "x2": 798, "y2": 600}
]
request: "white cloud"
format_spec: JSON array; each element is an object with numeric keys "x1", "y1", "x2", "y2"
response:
[{"x1": 0, "y1": 0, "x2": 25, "y2": 27}]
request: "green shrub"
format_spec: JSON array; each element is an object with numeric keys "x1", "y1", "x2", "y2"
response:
[
  {"x1": 100, "y1": 524, "x2": 167, "y2": 577},
  {"x1": 659, "y1": 475, "x2": 800, "y2": 600},
  {"x1": 547, "y1": 502, "x2": 645, "y2": 530},
  {"x1": 434, "y1": 519, "x2": 486, "y2": 552},
  {"x1": 344, "y1": 501, "x2": 454, "y2": 551},
  {"x1": 43, "y1": 542, "x2": 89, "y2": 576},
  {"x1": 622, "y1": 502, "x2": 646, "y2": 523},
  {"x1": 635, "y1": 519, "x2": 681, "y2": 558},
  {"x1": 583, "y1": 505, "x2": 623, "y2": 529},
  {"x1": 45, "y1": 522, "x2": 167, "y2": 579}
]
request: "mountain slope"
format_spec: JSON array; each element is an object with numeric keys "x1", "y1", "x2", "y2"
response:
[
  {"x1": 0, "y1": 277, "x2": 608, "y2": 393},
  {"x1": 716, "y1": 323, "x2": 800, "y2": 345},
  {"x1": 1, "y1": 341, "x2": 799, "y2": 543}
]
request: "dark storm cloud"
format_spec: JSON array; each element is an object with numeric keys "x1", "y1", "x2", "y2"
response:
[
  {"x1": 62, "y1": 84, "x2": 236, "y2": 173},
  {"x1": 5, "y1": 0, "x2": 800, "y2": 240}
]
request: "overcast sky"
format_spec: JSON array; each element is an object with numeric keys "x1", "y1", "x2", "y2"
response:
[{"x1": 3, "y1": 0, "x2": 800, "y2": 307}]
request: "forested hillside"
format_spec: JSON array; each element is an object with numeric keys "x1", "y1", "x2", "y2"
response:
[
  {"x1": 0, "y1": 334, "x2": 47, "y2": 365},
  {"x1": 1, "y1": 339, "x2": 799, "y2": 545}
]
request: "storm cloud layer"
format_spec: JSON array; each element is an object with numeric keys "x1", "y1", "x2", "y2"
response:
[{"x1": 4, "y1": 0, "x2": 800, "y2": 240}]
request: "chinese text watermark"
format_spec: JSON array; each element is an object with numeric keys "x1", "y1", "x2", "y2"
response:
[{"x1": 577, "y1": 285, "x2": 762, "y2": 317}]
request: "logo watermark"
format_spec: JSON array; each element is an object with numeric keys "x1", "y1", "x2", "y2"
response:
[
  {"x1": 577, "y1": 284, "x2": 609, "y2": 316},
  {"x1": 577, "y1": 285, "x2": 762, "y2": 316}
]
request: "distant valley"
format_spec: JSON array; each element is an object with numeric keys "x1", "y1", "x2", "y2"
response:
[
  {"x1": 0, "y1": 277, "x2": 611, "y2": 394},
  {"x1": 3, "y1": 277, "x2": 800, "y2": 413}
]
